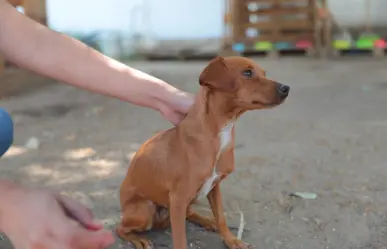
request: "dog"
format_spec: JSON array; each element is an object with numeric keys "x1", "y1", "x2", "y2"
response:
[{"x1": 117, "y1": 56, "x2": 290, "y2": 249}]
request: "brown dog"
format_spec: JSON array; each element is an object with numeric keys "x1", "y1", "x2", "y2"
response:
[{"x1": 117, "y1": 56, "x2": 289, "y2": 249}]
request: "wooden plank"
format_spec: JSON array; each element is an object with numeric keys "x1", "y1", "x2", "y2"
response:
[
  {"x1": 246, "y1": 19, "x2": 314, "y2": 30},
  {"x1": 241, "y1": 47, "x2": 314, "y2": 58},
  {"x1": 270, "y1": 0, "x2": 281, "y2": 44},
  {"x1": 241, "y1": 32, "x2": 313, "y2": 43},
  {"x1": 321, "y1": 0, "x2": 332, "y2": 56},
  {"x1": 249, "y1": 6, "x2": 311, "y2": 15},
  {"x1": 331, "y1": 48, "x2": 385, "y2": 58},
  {"x1": 255, "y1": 33, "x2": 314, "y2": 42},
  {"x1": 231, "y1": 0, "x2": 245, "y2": 42},
  {"x1": 244, "y1": 0, "x2": 308, "y2": 3},
  {"x1": 309, "y1": 0, "x2": 320, "y2": 55}
]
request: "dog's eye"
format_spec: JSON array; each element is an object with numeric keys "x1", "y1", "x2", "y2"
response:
[{"x1": 243, "y1": 69, "x2": 253, "y2": 78}]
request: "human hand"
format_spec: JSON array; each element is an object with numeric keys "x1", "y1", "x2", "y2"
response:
[
  {"x1": 0, "y1": 184, "x2": 115, "y2": 249},
  {"x1": 157, "y1": 90, "x2": 194, "y2": 125}
]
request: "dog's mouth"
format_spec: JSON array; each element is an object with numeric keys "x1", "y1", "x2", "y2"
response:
[
  {"x1": 252, "y1": 98, "x2": 285, "y2": 107},
  {"x1": 252, "y1": 93, "x2": 289, "y2": 107},
  {"x1": 252, "y1": 101, "x2": 273, "y2": 107}
]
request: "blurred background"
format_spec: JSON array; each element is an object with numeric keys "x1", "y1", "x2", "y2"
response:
[
  {"x1": 2, "y1": 0, "x2": 387, "y2": 64},
  {"x1": 1, "y1": 1, "x2": 387, "y2": 249}
]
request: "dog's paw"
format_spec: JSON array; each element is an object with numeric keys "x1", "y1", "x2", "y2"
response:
[
  {"x1": 224, "y1": 237, "x2": 253, "y2": 249},
  {"x1": 195, "y1": 217, "x2": 218, "y2": 232},
  {"x1": 200, "y1": 217, "x2": 218, "y2": 232}
]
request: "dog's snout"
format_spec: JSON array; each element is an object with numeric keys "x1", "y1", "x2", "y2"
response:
[{"x1": 277, "y1": 83, "x2": 290, "y2": 96}]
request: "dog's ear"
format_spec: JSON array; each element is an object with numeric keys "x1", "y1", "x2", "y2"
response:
[{"x1": 199, "y1": 56, "x2": 236, "y2": 92}]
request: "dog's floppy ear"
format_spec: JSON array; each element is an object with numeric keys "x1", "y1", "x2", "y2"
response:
[{"x1": 199, "y1": 56, "x2": 236, "y2": 92}]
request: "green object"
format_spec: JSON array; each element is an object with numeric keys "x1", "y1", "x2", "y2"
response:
[
  {"x1": 358, "y1": 33, "x2": 380, "y2": 42},
  {"x1": 254, "y1": 41, "x2": 273, "y2": 51},
  {"x1": 332, "y1": 40, "x2": 351, "y2": 49},
  {"x1": 355, "y1": 39, "x2": 374, "y2": 49},
  {"x1": 355, "y1": 33, "x2": 381, "y2": 49},
  {"x1": 332, "y1": 30, "x2": 353, "y2": 49}
]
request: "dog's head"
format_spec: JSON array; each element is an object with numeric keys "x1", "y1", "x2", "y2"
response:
[{"x1": 199, "y1": 56, "x2": 289, "y2": 110}]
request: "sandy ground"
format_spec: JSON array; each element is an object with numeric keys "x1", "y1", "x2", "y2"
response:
[{"x1": 1, "y1": 57, "x2": 387, "y2": 249}]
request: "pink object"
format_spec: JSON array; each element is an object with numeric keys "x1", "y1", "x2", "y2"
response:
[
  {"x1": 374, "y1": 39, "x2": 386, "y2": 48},
  {"x1": 295, "y1": 40, "x2": 313, "y2": 49}
]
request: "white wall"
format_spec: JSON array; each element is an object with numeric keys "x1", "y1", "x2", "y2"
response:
[
  {"x1": 47, "y1": 0, "x2": 224, "y2": 39},
  {"x1": 46, "y1": 0, "x2": 387, "y2": 39}
]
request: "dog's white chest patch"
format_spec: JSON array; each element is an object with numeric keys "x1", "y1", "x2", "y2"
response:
[
  {"x1": 219, "y1": 123, "x2": 233, "y2": 152},
  {"x1": 197, "y1": 123, "x2": 234, "y2": 199}
]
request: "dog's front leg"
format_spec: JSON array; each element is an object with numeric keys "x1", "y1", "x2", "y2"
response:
[
  {"x1": 207, "y1": 144, "x2": 252, "y2": 249},
  {"x1": 208, "y1": 184, "x2": 251, "y2": 249},
  {"x1": 169, "y1": 192, "x2": 189, "y2": 249}
]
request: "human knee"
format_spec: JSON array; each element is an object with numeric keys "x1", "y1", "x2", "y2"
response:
[{"x1": 0, "y1": 108, "x2": 13, "y2": 157}]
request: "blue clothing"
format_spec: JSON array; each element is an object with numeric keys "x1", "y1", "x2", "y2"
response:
[{"x1": 0, "y1": 108, "x2": 13, "y2": 157}]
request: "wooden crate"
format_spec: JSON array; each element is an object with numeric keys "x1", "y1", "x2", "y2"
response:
[
  {"x1": 242, "y1": 0, "x2": 316, "y2": 42},
  {"x1": 222, "y1": 0, "x2": 325, "y2": 56},
  {"x1": 1, "y1": 0, "x2": 47, "y2": 76}
]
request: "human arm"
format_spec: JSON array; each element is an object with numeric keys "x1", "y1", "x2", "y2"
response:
[{"x1": 0, "y1": 0, "x2": 193, "y2": 124}]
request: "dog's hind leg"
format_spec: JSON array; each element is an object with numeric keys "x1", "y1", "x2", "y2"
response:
[
  {"x1": 148, "y1": 205, "x2": 218, "y2": 231},
  {"x1": 152, "y1": 205, "x2": 171, "y2": 230},
  {"x1": 116, "y1": 194, "x2": 155, "y2": 249},
  {"x1": 117, "y1": 232, "x2": 152, "y2": 249}
]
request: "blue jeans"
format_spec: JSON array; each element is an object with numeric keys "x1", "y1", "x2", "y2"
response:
[{"x1": 0, "y1": 108, "x2": 13, "y2": 157}]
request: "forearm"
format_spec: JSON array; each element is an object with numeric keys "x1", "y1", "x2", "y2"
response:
[
  {"x1": 0, "y1": 179, "x2": 19, "y2": 231},
  {"x1": 0, "y1": 1, "x2": 182, "y2": 111}
]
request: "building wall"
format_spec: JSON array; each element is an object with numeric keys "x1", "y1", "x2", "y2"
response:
[{"x1": 47, "y1": 0, "x2": 387, "y2": 40}]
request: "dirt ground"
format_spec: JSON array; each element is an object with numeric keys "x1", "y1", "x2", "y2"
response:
[{"x1": 1, "y1": 57, "x2": 387, "y2": 249}]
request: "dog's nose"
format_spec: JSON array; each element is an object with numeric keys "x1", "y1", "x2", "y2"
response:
[{"x1": 277, "y1": 83, "x2": 290, "y2": 96}]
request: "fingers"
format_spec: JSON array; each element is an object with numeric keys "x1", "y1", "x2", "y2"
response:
[
  {"x1": 177, "y1": 91, "x2": 194, "y2": 113},
  {"x1": 28, "y1": 237, "x2": 67, "y2": 249},
  {"x1": 168, "y1": 90, "x2": 194, "y2": 114},
  {"x1": 69, "y1": 228, "x2": 115, "y2": 249},
  {"x1": 169, "y1": 112, "x2": 185, "y2": 126},
  {"x1": 30, "y1": 229, "x2": 114, "y2": 249},
  {"x1": 55, "y1": 213, "x2": 115, "y2": 249},
  {"x1": 164, "y1": 110, "x2": 186, "y2": 126},
  {"x1": 53, "y1": 195, "x2": 115, "y2": 249},
  {"x1": 56, "y1": 194, "x2": 103, "y2": 231}
]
